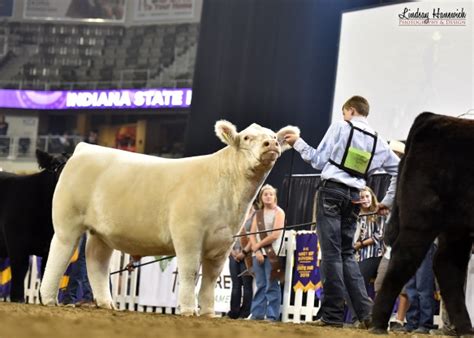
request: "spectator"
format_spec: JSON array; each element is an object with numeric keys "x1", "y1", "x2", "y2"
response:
[
  {"x1": 0, "y1": 114, "x2": 8, "y2": 136},
  {"x1": 61, "y1": 234, "x2": 94, "y2": 307},
  {"x1": 85, "y1": 130, "x2": 98, "y2": 145},
  {"x1": 249, "y1": 184, "x2": 285, "y2": 321},
  {"x1": 227, "y1": 203, "x2": 256, "y2": 319},
  {"x1": 354, "y1": 186, "x2": 385, "y2": 295},
  {"x1": 59, "y1": 131, "x2": 75, "y2": 154},
  {"x1": 401, "y1": 241, "x2": 437, "y2": 333}
]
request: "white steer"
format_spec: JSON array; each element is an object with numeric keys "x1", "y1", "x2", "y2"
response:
[{"x1": 40, "y1": 120, "x2": 299, "y2": 316}]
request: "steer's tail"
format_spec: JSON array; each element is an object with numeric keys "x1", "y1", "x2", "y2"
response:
[{"x1": 384, "y1": 195, "x2": 399, "y2": 246}]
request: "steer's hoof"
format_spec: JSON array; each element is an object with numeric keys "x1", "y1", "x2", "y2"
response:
[
  {"x1": 369, "y1": 327, "x2": 388, "y2": 335},
  {"x1": 179, "y1": 307, "x2": 197, "y2": 316},
  {"x1": 200, "y1": 312, "x2": 217, "y2": 318},
  {"x1": 96, "y1": 300, "x2": 114, "y2": 310},
  {"x1": 41, "y1": 298, "x2": 57, "y2": 307}
]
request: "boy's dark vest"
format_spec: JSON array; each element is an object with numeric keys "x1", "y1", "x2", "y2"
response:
[{"x1": 329, "y1": 121, "x2": 378, "y2": 179}]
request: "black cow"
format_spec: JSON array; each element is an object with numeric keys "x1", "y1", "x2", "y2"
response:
[
  {"x1": 372, "y1": 112, "x2": 474, "y2": 335},
  {"x1": 0, "y1": 150, "x2": 68, "y2": 302}
]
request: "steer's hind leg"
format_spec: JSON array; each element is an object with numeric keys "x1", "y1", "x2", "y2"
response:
[
  {"x1": 199, "y1": 254, "x2": 228, "y2": 317},
  {"x1": 86, "y1": 233, "x2": 114, "y2": 309},
  {"x1": 372, "y1": 228, "x2": 438, "y2": 332},
  {"x1": 40, "y1": 232, "x2": 82, "y2": 306},
  {"x1": 9, "y1": 253, "x2": 29, "y2": 302},
  {"x1": 434, "y1": 232, "x2": 472, "y2": 335}
]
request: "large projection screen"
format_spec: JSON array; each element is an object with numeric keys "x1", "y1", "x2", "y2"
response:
[{"x1": 332, "y1": 0, "x2": 473, "y2": 141}]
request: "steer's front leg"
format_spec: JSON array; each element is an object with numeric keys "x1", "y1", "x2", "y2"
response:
[
  {"x1": 175, "y1": 249, "x2": 201, "y2": 316},
  {"x1": 199, "y1": 254, "x2": 228, "y2": 317}
]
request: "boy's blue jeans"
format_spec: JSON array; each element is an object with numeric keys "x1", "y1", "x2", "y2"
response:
[
  {"x1": 250, "y1": 256, "x2": 281, "y2": 321},
  {"x1": 316, "y1": 180, "x2": 373, "y2": 324}
]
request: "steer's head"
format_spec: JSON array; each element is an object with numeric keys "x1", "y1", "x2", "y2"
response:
[
  {"x1": 215, "y1": 120, "x2": 300, "y2": 172},
  {"x1": 36, "y1": 149, "x2": 70, "y2": 179}
]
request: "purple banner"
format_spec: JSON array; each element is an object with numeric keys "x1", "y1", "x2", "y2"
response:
[
  {"x1": 0, "y1": 88, "x2": 192, "y2": 110},
  {"x1": 293, "y1": 232, "x2": 322, "y2": 295}
]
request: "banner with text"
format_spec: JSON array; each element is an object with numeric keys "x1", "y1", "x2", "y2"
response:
[
  {"x1": 138, "y1": 256, "x2": 231, "y2": 313},
  {"x1": 0, "y1": 89, "x2": 192, "y2": 110},
  {"x1": 293, "y1": 232, "x2": 322, "y2": 295},
  {"x1": 133, "y1": 0, "x2": 194, "y2": 22}
]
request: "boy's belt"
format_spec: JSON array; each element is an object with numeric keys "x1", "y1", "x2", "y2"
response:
[{"x1": 321, "y1": 179, "x2": 359, "y2": 191}]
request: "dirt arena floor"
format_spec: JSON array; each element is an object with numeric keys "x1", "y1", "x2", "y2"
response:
[{"x1": 0, "y1": 302, "x2": 449, "y2": 338}]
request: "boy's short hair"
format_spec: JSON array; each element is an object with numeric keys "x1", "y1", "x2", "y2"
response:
[{"x1": 343, "y1": 96, "x2": 370, "y2": 116}]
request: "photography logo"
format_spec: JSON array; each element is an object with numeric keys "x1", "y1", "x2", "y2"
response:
[{"x1": 398, "y1": 7, "x2": 467, "y2": 26}]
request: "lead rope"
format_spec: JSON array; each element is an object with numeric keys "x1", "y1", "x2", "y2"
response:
[{"x1": 276, "y1": 149, "x2": 295, "y2": 257}]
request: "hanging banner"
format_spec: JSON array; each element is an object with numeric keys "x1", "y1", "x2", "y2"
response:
[
  {"x1": 133, "y1": 0, "x2": 194, "y2": 22},
  {"x1": 138, "y1": 256, "x2": 231, "y2": 313},
  {"x1": 0, "y1": 88, "x2": 192, "y2": 110},
  {"x1": 138, "y1": 256, "x2": 179, "y2": 308},
  {"x1": 292, "y1": 232, "x2": 322, "y2": 295},
  {"x1": 24, "y1": 0, "x2": 126, "y2": 22}
]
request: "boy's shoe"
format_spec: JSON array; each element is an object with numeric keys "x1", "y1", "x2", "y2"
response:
[{"x1": 309, "y1": 319, "x2": 343, "y2": 328}]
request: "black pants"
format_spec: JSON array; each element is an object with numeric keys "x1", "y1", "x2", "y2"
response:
[
  {"x1": 228, "y1": 256, "x2": 253, "y2": 319},
  {"x1": 358, "y1": 256, "x2": 382, "y2": 295}
]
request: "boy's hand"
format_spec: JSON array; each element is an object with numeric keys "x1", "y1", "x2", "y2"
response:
[
  {"x1": 284, "y1": 133, "x2": 299, "y2": 147},
  {"x1": 377, "y1": 203, "x2": 390, "y2": 216}
]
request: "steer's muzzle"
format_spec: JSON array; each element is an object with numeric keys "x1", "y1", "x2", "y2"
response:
[{"x1": 260, "y1": 140, "x2": 281, "y2": 163}]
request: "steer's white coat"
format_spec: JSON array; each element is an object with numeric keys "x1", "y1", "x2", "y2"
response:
[{"x1": 40, "y1": 120, "x2": 299, "y2": 315}]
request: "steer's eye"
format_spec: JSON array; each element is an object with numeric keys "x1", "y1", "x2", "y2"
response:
[{"x1": 244, "y1": 136, "x2": 249, "y2": 141}]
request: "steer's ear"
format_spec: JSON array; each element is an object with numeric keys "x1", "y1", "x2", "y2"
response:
[
  {"x1": 215, "y1": 120, "x2": 239, "y2": 147},
  {"x1": 36, "y1": 149, "x2": 54, "y2": 170},
  {"x1": 276, "y1": 125, "x2": 300, "y2": 152}
]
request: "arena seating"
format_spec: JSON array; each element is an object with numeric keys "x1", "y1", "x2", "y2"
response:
[{"x1": 0, "y1": 21, "x2": 199, "y2": 90}]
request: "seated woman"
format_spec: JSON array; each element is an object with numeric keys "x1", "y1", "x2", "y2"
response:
[
  {"x1": 354, "y1": 186, "x2": 385, "y2": 296},
  {"x1": 249, "y1": 184, "x2": 285, "y2": 321}
]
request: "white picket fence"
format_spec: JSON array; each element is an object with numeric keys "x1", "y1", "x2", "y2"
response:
[{"x1": 18, "y1": 230, "x2": 444, "y2": 326}]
